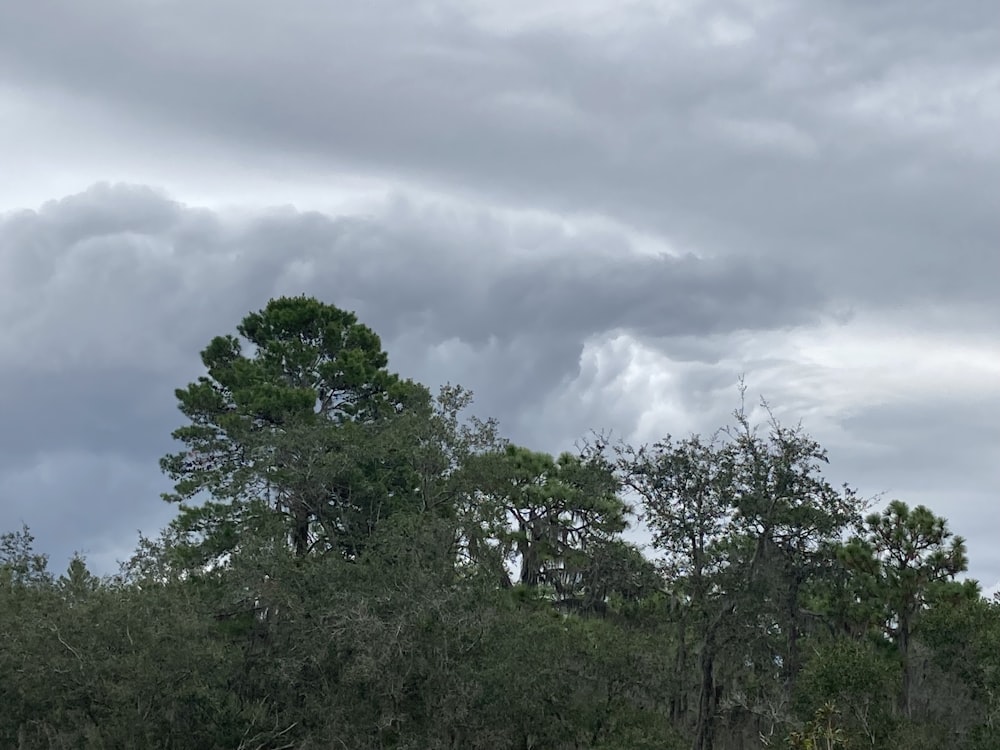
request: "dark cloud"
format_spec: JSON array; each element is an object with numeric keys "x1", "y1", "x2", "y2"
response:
[
  {"x1": 833, "y1": 396, "x2": 1000, "y2": 586},
  {"x1": 0, "y1": 184, "x2": 831, "y2": 573},
  {"x1": 1, "y1": 0, "x2": 997, "y2": 307},
  {"x1": 0, "y1": 1, "x2": 997, "y2": 587},
  {"x1": 0, "y1": 448, "x2": 176, "y2": 577},
  {"x1": 0, "y1": 370, "x2": 174, "y2": 470}
]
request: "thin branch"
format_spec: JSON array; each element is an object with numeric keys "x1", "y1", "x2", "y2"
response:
[{"x1": 50, "y1": 625, "x2": 83, "y2": 670}]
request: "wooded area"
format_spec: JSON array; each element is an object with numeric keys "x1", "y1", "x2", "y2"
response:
[{"x1": 2, "y1": 296, "x2": 997, "y2": 749}]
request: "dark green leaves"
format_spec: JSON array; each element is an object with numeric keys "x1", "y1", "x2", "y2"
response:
[
  {"x1": 160, "y1": 296, "x2": 427, "y2": 565},
  {"x1": 10, "y1": 295, "x2": 992, "y2": 748}
]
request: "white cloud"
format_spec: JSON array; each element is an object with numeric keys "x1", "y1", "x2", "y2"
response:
[{"x1": 830, "y1": 63, "x2": 1000, "y2": 155}]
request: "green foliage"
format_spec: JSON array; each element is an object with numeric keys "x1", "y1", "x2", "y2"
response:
[
  {"x1": 794, "y1": 636, "x2": 899, "y2": 747},
  {"x1": 786, "y1": 703, "x2": 850, "y2": 750},
  {"x1": 161, "y1": 295, "x2": 427, "y2": 564},
  {"x1": 618, "y1": 398, "x2": 866, "y2": 750},
  {"x1": 462, "y1": 443, "x2": 629, "y2": 598},
  {"x1": 0, "y1": 524, "x2": 52, "y2": 588},
  {"x1": 3, "y1": 296, "x2": 995, "y2": 750},
  {"x1": 841, "y1": 500, "x2": 968, "y2": 718},
  {"x1": 917, "y1": 583, "x2": 1000, "y2": 744}
]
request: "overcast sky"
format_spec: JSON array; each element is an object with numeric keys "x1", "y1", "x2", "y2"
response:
[{"x1": 1, "y1": 0, "x2": 998, "y2": 589}]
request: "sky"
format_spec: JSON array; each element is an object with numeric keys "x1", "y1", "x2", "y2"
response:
[{"x1": 0, "y1": 0, "x2": 998, "y2": 589}]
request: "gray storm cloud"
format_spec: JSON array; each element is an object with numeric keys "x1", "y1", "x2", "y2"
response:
[{"x1": 0, "y1": 0, "x2": 997, "y2": 587}]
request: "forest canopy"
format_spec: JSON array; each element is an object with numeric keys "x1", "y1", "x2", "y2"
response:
[{"x1": 2, "y1": 296, "x2": 997, "y2": 750}]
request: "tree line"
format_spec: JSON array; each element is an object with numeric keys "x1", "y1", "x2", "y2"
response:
[{"x1": 2, "y1": 296, "x2": 998, "y2": 749}]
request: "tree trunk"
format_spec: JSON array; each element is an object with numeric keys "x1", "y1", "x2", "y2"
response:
[
  {"x1": 672, "y1": 614, "x2": 689, "y2": 722},
  {"x1": 694, "y1": 641, "x2": 717, "y2": 750},
  {"x1": 783, "y1": 574, "x2": 802, "y2": 695},
  {"x1": 899, "y1": 611, "x2": 912, "y2": 718},
  {"x1": 290, "y1": 497, "x2": 310, "y2": 557}
]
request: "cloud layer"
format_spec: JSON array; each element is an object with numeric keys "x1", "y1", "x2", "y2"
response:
[{"x1": 0, "y1": 0, "x2": 997, "y2": 586}]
